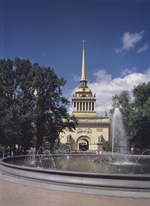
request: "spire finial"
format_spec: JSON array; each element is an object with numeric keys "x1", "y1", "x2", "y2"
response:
[{"x1": 81, "y1": 40, "x2": 86, "y2": 81}]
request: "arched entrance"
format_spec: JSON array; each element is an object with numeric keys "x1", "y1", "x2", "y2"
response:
[{"x1": 78, "y1": 138, "x2": 89, "y2": 151}]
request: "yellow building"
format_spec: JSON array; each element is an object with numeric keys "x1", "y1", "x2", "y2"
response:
[{"x1": 60, "y1": 41, "x2": 110, "y2": 152}]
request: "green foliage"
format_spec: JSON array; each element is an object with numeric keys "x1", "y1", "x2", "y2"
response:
[
  {"x1": 110, "y1": 82, "x2": 150, "y2": 149},
  {"x1": 0, "y1": 58, "x2": 77, "y2": 151},
  {"x1": 103, "y1": 141, "x2": 112, "y2": 152}
]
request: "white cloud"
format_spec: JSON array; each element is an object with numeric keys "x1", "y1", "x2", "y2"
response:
[
  {"x1": 115, "y1": 31, "x2": 145, "y2": 53},
  {"x1": 93, "y1": 69, "x2": 112, "y2": 82},
  {"x1": 137, "y1": 43, "x2": 149, "y2": 53},
  {"x1": 90, "y1": 68, "x2": 150, "y2": 115},
  {"x1": 73, "y1": 75, "x2": 80, "y2": 82},
  {"x1": 67, "y1": 68, "x2": 150, "y2": 116},
  {"x1": 121, "y1": 67, "x2": 137, "y2": 77}
]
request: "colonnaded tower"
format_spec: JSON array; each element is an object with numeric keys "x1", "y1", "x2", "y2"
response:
[{"x1": 60, "y1": 41, "x2": 110, "y2": 152}]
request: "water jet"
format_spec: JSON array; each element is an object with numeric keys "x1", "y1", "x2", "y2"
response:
[{"x1": 112, "y1": 108, "x2": 127, "y2": 156}]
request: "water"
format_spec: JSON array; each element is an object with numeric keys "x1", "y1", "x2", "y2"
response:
[
  {"x1": 112, "y1": 108, "x2": 126, "y2": 157},
  {"x1": 8, "y1": 148, "x2": 150, "y2": 174}
]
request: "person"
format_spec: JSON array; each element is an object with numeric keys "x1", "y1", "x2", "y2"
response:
[
  {"x1": 7, "y1": 152, "x2": 10, "y2": 157},
  {"x1": 11, "y1": 149, "x2": 14, "y2": 157},
  {"x1": 2, "y1": 151, "x2": 7, "y2": 158}
]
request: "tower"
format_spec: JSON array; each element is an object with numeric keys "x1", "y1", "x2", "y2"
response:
[
  {"x1": 60, "y1": 41, "x2": 109, "y2": 152},
  {"x1": 72, "y1": 40, "x2": 96, "y2": 117}
]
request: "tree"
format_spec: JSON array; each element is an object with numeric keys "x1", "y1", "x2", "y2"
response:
[
  {"x1": 110, "y1": 82, "x2": 150, "y2": 149},
  {"x1": 30, "y1": 63, "x2": 77, "y2": 149},
  {"x1": 0, "y1": 58, "x2": 77, "y2": 151},
  {"x1": 131, "y1": 82, "x2": 150, "y2": 148},
  {"x1": 0, "y1": 58, "x2": 19, "y2": 149},
  {"x1": 14, "y1": 58, "x2": 35, "y2": 152}
]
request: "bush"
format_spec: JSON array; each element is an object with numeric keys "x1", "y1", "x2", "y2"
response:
[{"x1": 103, "y1": 141, "x2": 112, "y2": 152}]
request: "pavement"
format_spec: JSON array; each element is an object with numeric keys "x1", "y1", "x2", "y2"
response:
[{"x1": 0, "y1": 171, "x2": 150, "y2": 206}]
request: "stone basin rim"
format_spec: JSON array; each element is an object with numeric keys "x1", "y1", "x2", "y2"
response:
[
  {"x1": 1, "y1": 155, "x2": 150, "y2": 179},
  {"x1": 1, "y1": 155, "x2": 150, "y2": 191}
]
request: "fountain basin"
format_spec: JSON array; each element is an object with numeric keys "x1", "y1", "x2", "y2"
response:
[{"x1": 1, "y1": 155, "x2": 150, "y2": 191}]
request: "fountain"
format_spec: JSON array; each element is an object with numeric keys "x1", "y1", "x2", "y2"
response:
[
  {"x1": 1, "y1": 147, "x2": 150, "y2": 191},
  {"x1": 112, "y1": 108, "x2": 127, "y2": 156},
  {"x1": 3, "y1": 148, "x2": 150, "y2": 174},
  {"x1": 1, "y1": 112, "x2": 150, "y2": 191}
]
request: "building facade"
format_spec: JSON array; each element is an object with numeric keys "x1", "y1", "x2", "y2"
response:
[{"x1": 60, "y1": 41, "x2": 110, "y2": 152}]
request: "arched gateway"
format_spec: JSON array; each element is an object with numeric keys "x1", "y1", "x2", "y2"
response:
[
  {"x1": 77, "y1": 136, "x2": 90, "y2": 151},
  {"x1": 59, "y1": 41, "x2": 110, "y2": 152}
]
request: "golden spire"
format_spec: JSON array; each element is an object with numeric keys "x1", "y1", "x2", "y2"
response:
[{"x1": 81, "y1": 40, "x2": 86, "y2": 81}]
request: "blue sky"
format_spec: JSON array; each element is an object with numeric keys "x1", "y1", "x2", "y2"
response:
[{"x1": 0, "y1": 0, "x2": 150, "y2": 115}]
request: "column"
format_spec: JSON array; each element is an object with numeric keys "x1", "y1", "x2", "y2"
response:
[
  {"x1": 87, "y1": 102, "x2": 88, "y2": 111},
  {"x1": 74, "y1": 102, "x2": 76, "y2": 111},
  {"x1": 92, "y1": 102, "x2": 94, "y2": 111},
  {"x1": 83, "y1": 102, "x2": 85, "y2": 111}
]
